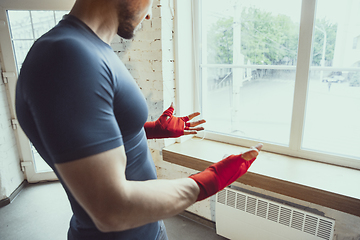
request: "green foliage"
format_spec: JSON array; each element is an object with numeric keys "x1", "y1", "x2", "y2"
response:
[
  {"x1": 240, "y1": 7, "x2": 299, "y2": 65},
  {"x1": 312, "y1": 19, "x2": 338, "y2": 66},
  {"x1": 207, "y1": 18, "x2": 234, "y2": 64},
  {"x1": 207, "y1": 6, "x2": 337, "y2": 66}
]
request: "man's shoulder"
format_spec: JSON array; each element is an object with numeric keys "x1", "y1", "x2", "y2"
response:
[
  {"x1": 35, "y1": 26, "x2": 89, "y2": 54},
  {"x1": 25, "y1": 25, "x2": 101, "y2": 70}
]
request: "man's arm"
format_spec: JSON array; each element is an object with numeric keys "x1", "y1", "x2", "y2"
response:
[
  {"x1": 55, "y1": 144, "x2": 261, "y2": 233},
  {"x1": 55, "y1": 146, "x2": 200, "y2": 233}
]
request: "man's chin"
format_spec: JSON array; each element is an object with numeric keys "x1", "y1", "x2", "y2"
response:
[
  {"x1": 117, "y1": 22, "x2": 143, "y2": 40},
  {"x1": 117, "y1": 30, "x2": 134, "y2": 40}
]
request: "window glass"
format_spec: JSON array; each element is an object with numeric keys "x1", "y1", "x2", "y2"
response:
[
  {"x1": 31, "y1": 11, "x2": 55, "y2": 39},
  {"x1": 203, "y1": 67, "x2": 297, "y2": 144},
  {"x1": 7, "y1": 11, "x2": 33, "y2": 39},
  {"x1": 303, "y1": 0, "x2": 360, "y2": 159},
  {"x1": 201, "y1": 0, "x2": 301, "y2": 145},
  {"x1": 12, "y1": 40, "x2": 34, "y2": 70}
]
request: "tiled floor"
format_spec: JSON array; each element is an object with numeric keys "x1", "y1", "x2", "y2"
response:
[{"x1": 0, "y1": 182, "x2": 227, "y2": 240}]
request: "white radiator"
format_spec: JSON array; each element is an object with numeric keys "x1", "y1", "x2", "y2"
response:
[{"x1": 215, "y1": 188, "x2": 335, "y2": 240}]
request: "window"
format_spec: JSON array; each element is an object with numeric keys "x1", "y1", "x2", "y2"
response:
[{"x1": 196, "y1": 0, "x2": 360, "y2": 168}]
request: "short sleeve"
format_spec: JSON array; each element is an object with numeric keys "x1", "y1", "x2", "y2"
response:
[{"x1": 19, "y1": 37, "x2": 123, "y2": 163}]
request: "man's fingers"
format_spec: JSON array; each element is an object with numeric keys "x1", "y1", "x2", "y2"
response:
[
  {"x1": 183, "y1": 127, "x2": 205, "y2": 135},
  {"x1": 185, "y1": 126, "x2": 204, "y2": 131},
  {"x1": 187, "y1": 112, "x2": 201, "y2": 120},
  {"x1": 241, "y1": 149, "x2": 259, "y2": 161},
  {"x1": 241, "y1": 143, "x2": 263, "y2": 161},
  {"x1": 188, "y1": 119, "x2": 206, "y2": 127},
  {"x1": 184, "y1": 130, "x2": 198, "y2": 135},
  {"x1": 255, "y1": 143, "x2": 263, "y2": 151}
]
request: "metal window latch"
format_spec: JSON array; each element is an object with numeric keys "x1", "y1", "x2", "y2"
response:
[
  {"x1": 20, "y1": 161, "x2": 32, "y2": 172},
  {"x1": 11, "y1": 118, "x2": 18, "y2": 130},
  {"x1": 1, "y1": 71, "x2": 16, "y2": 84}
]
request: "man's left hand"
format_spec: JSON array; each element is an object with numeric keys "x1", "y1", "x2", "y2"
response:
[{"x1": 144, "y1": 103, "x2": 206, "y2": 139}]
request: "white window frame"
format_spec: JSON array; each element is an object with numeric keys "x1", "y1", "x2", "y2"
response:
[
  {"x1": 175, "y1": 0, "x2": 360, "y2": 170},
  {"x1": 0, "y1": 0, "x2": 74, "y2": 182}
]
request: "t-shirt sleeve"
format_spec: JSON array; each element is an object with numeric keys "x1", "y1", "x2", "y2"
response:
[{"x1": 19, "y1": 38, "x2": 123, "y2": 163}]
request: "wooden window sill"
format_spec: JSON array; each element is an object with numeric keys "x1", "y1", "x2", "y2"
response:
[{"x1": 162, "y1": 138, "x2": 360, "y2": 218}]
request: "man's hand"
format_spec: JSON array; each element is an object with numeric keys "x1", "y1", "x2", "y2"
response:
[
  {"x1": 189, "y1": 143, "x2": 263, "y2": 201},
  {"x1": 144, "y1": 103, "x2": 206, "y2": 139}
]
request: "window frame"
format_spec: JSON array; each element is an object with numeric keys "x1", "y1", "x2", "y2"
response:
[{"x1": 175, "y1": 0, "x2": 360, "y2": 169}]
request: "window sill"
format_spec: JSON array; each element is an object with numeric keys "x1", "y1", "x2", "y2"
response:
[{"x1": 163, "y1": 138, "x2": 360, "y2": 218}]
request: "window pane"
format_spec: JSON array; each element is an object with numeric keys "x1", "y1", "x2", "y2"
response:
[
  {"x1": 31, "y1": 11, "x2": 55, "y2": 39},
  {"x1": 201, "y1": 0, "x2": 302, "y2": 145},
  {"x1": 7, "y1": 11, "x2": 33, "y2": 39},
  {"x1": 12, "y1": 40, "x2": 34, "y2": 72},
  {"x1": 202, "y1": 0, "x2": 301, "y2": 65},
  {"x1": 202, "y1": 68, "x2": 296, "y2": 145},
  {"x1": 303, "y1": 0, "x2": 360, "y2": 159}
]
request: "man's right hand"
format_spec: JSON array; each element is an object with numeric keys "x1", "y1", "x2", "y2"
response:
[{"x1": 189, "y1": 144, "x2": 263, "y2": 201}]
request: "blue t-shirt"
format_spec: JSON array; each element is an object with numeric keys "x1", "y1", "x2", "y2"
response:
[{"x1": 16, "y1": 15, "x2": 160, "y2": 240}]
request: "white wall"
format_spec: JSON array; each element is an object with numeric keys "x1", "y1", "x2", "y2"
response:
[{"x1": 0, "y1": 51, "x2": 24, "y2": 201}]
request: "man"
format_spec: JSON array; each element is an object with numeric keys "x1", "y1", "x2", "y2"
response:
[{"x1": 15, "y1": 0, "x2": 262, "y2": 239}]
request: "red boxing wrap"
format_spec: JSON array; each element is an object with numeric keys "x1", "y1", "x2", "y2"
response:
[
  {"x1": 189, "y1": 154, "x2": 256, "y2": 201},
  {"x1": 144, "y1": 106, "x2": 190, "y2": 139}
]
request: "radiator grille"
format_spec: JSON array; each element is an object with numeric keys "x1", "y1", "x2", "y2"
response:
[
  {"x1": 304, "y1": 215, "x2": 318, "y2": 235},
  {"x1": 279, "y1": 206, "x2": 292, "y2": 226},
  {"x1": 268, "y1": 203, "x2": 279, "y2": 222},
  {"x1": 236, "y1": 193, "x2": 246, "y2": 211},
  {"x1": 218, "y1": 189, "x2": 226, "y2": 204},
  {"x1": 217, "y1": 188, "x2": 335, "y2": 240},
  {"x1": 226, "y1": 190, "x2": 236, "y2": 208},
  {"x1": 246, "y1": 196, "x2": 256, "y2": 215},
  {"x1": 256, "y1": 200, "x2": 268, "y2": 219},
  {"x1": 318, "y1": 219, "x2": 334, "y2": 240},
  {"x1": 291, "y1": 211, "x2": 305, "y2": 231}
]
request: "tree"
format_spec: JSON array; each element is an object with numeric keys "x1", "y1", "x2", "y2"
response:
[
  {"x1": 207, "y1": 6, "x2": 337, "y2": 68},
  {"x1": 207, "y1": 17, "x2": 234, "y2": 64},
  {"x1": 240, "y1": 7, "x2": 299, "y2": 65},
  {"x1": 312, "y1": 19, "x2": 337, "y2": 66}
]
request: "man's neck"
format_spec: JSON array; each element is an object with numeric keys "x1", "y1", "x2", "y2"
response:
[{"x1": 69, "y1": 0, "x2": 118, "y2": 45}]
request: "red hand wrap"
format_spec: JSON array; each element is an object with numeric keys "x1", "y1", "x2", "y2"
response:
[
  {"x1": 189, "y1": 154, "x2": 256, "y2": 201},
  {"x1": 144, "y1": 106, "x2": 190, "y2": 139}
]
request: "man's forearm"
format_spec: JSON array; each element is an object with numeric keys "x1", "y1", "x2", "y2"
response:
[{"x1": 94, "y1": 178, "x2": 200, "y2": 232}]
